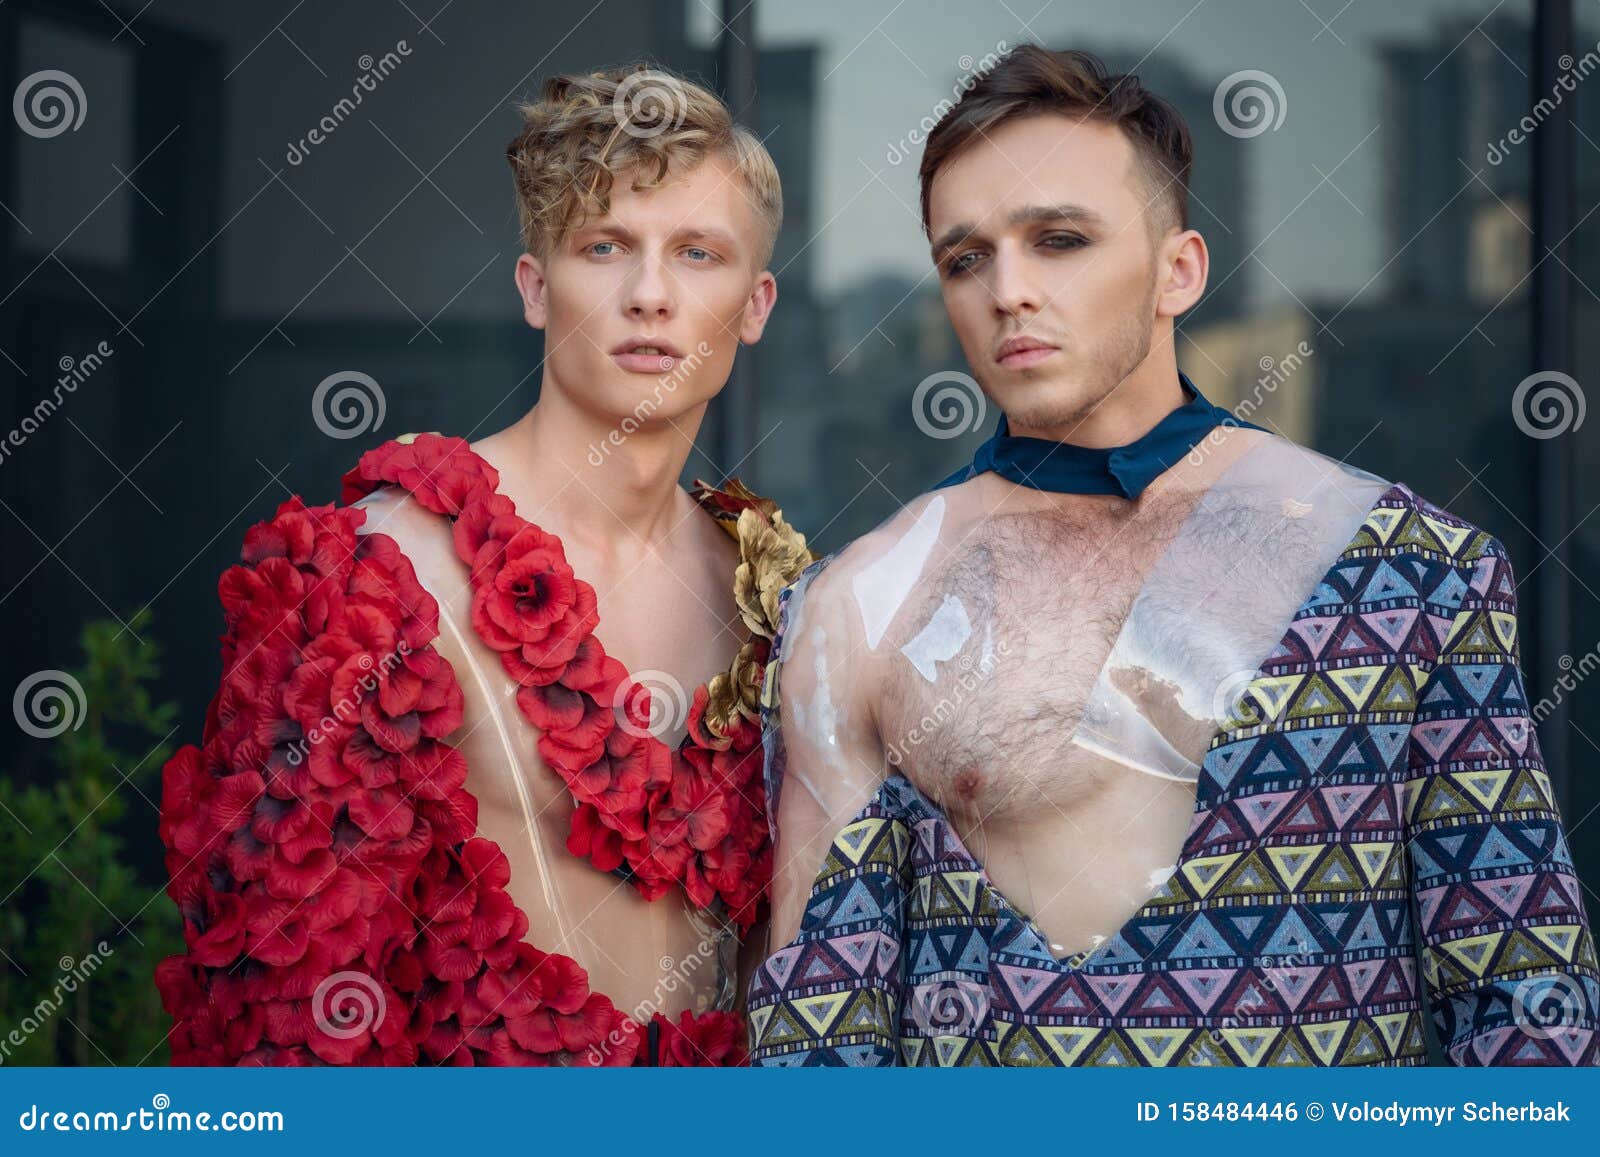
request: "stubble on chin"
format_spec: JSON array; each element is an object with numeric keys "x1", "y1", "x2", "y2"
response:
[
  {"x1": 999, "y1": 346, "x2": 1147, "y2": 434},
  {"x1": 1000, "y1": 285, "x2": 1158, "y2": 436}
]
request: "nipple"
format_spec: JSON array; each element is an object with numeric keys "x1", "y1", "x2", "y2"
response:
[{"x1": 951, "y1": 767, "x2": 983, "y2": 803}]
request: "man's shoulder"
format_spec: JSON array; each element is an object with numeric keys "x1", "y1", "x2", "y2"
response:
[
  {"x1": 789, "y1": 487, "x2": 950, "y2": 614},
  {"x1": 1221, "y1": 429, "x2": 1507, "y2": 577},
  {"x1": 230, "y1": 434, "x2": 481, "y2": 620},
  {"x1": 346, "y1": 483, "x2": 456, "y2": 554},
  {"x1": 1352, "y1": 478, "x2": 1509, "y2": 575}
]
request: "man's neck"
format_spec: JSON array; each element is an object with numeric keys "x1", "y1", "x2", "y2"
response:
[
  {"x1": 498, "y1": 381, "x2": 707, "y2": 550},
  {"x1": 1007, "y1": 358, "x2": 1187, "y2": 449}
]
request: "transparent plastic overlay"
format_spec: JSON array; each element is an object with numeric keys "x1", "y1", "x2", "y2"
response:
[{"x1": 760, "y1": 425, "x2": 1392, "y2": 963}]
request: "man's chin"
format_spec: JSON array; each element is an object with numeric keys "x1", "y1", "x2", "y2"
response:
[
  {"x1": 991, "y1": 384, "x2": 1094, "y2": 436},
  {"x1": 593, "y1": 378, "x2": 723, "y2": 424}
]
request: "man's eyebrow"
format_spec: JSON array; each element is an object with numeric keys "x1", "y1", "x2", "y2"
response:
[
  {"x1": 569, "y1": 220, "x2": 637, "y2": 245},
  {"x1": 930, "y1": 222, "x2": 978, "y2": 260},
  {"x1": 930, "y1": 203, "x2": 1108, "y2": 259},
  {"x1": 673, "y1": 226, "x2": 739, "y2": 249},
  {"x1": 1009, "y1": 202, "x2": 1108, "y2": 230}
]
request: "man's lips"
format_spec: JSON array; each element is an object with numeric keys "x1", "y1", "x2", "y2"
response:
[
  {"x1": 995, "y1": 338, "x2": 1060, "y2": 370},
  {"x1": 610, "y1": 336, "x2": 683, "y2": 374}
]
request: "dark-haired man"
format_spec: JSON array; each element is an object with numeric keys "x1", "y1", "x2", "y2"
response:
[{"x1": 746, "y1": 45, "x2": 1598, "y2": 1067}]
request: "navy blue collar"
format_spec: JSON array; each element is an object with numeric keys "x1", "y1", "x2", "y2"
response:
[{"x1": 933, "y1": 371, "x2": 1262, "y2": 499}]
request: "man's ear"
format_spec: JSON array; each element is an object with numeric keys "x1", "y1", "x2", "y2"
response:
[
  {"x1": 1157, "y1": 229, "x2": 1208, "y2": 320},
  {"x1": 738, "y1": 270, "x2": 778, "y2": 345},
  {"x1": 514, "y1": 252, "x2": 549, "y2": 330}
]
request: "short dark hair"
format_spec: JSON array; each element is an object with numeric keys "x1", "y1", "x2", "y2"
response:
[{"x1": 918, "y1": 45, "x2": 1193, "y2": 242}]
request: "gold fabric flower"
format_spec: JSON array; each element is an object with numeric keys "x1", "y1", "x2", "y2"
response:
[
  {"x1": 732, "y1": 505, "x2": 811, "y2": 640},
  {"x1": 688, "y1": 477, "x2": 814, "y2": 743},
  {"x1": 703, "y1": 639, "x2": 767, "y2": 738}
]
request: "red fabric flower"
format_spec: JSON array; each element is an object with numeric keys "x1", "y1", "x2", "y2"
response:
[
  {"x1": 340, "y1": 434, "x2": 499, "y2": 516},
  {"x1": 651, "y1": 1008, "x2": 747, "y2": 1067},
  {"x1": 565, "y1": 802, "x2": 624, "y2": 872}
]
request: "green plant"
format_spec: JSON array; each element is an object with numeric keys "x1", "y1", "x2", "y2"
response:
[{"x1": 0, "y1": 608, "x2": 185, "y2": 1065}]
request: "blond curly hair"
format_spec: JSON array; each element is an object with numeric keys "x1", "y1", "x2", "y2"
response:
[{"x1": 506, "y1": 63, "x2": 783, "y2": 268}]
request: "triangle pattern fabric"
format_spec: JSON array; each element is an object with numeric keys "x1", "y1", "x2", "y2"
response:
[{"x1": 747, "y1": 480, "x2": 1599, "y2": 1067}]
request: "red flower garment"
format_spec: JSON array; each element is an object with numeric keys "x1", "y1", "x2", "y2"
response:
[{"x1": 155, "y1": 433, "x2": 811, "y2": 1066}]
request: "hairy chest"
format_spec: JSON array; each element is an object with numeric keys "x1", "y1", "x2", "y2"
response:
[{"x1": 871, "y1": 495, "x2": 1286, "y2": 821}]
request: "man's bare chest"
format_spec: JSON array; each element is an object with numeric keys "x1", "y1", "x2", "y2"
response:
[{"x1": 872, "y1": 509, "x2": 1183, "y2": 819}]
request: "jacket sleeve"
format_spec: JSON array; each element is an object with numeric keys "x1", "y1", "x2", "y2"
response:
[
  {"x1": 1405, "y1": 538, "x2": 1600, "y2": 1065},
  {"x1": 744, "y1": 559, "x2": 909, "y2": 1066}
]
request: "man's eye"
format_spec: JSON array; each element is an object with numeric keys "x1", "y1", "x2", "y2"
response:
[
  {"x1": 589, "y1": 241, "x2": 618, "y2": 256},
  {"x1": 1042, "y1": 233, "x2": 1086, "y2": 250},
  {"x1": 684, "y1": 247, "x2": 714, "y2": 262},
  {"x1": 946, "y1": 251, "x2": 982, "y2": 276}
]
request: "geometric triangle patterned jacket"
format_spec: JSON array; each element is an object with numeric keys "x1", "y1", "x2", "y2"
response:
[{"x1": 747, "y1": 472, "x2": 1600, "y2": 1067}]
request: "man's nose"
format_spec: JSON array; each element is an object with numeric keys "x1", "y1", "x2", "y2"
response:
[
  {"x1": 988, "y1": 248, "x2": 1041, "y2": 318},
  {"x1": 626, "y1": 256, "x2": 675, "y2": 320}
]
